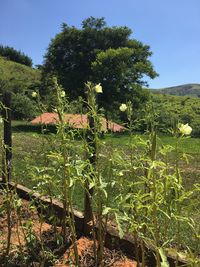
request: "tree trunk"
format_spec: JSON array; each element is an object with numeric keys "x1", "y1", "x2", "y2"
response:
[{"x1": 84, "y1": 115, "x2": 96, "y2": 232}]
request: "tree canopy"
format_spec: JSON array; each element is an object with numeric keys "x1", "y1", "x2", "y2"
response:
[
  {"x1": 0, "y1": 45, "x2": 32, "y2": 67},
  {"x1": 43, "y1": 17, "x2": 158, "y2": 111}
]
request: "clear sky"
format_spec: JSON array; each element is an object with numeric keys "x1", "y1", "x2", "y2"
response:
[{"x1": 1, "y1": 0, "x2": 200, "y2": 88}]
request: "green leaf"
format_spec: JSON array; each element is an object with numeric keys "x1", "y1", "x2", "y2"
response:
[
  {"x1": 69, "y1": 177, "x2": 73, "y2": 188},
  {"x1": 159, "y1": 248, "x2": 169, "y2": 267},
  {"x1": 115, "y1": 213, "x2": 124, "y2": 239},
  {"x1": 102, "y1": 207, "x2": 112, "y2": 216},
  {"x1": 89, "y1": 181, "x2": 95, "y2": 189}
]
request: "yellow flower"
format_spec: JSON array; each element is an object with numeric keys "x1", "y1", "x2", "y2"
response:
[
  {"x1": 119, "y1": 103, "x2": 127, "y2": 112},
  {"x1": 32, "y1": 91, "x2": 37, "y2": 98},
  {"x1": 94, "y1": 83, "x2": 103, "y2": 93},
  {"x1": 178, "y1": 123, "x2": 192, "y2": 135},
  {"x1": 60, "y1": 91, "x2": 65, "y2": 97}
]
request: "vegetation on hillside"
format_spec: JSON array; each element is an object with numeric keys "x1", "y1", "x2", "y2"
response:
[
  {"x1": 151, "y1": 83, "x2": 200, "y2": 97},
  {"x1": 0, "y1": 56, "x2": 41, "y2": 119},
  {"x1": 0, "y1": 56, "x2": 40, "y2": 94},
  {"x1": 150, "y1": 93, "x2": 200, "y2": 136},
  {"x1": 0, "y1": 45, "x2": 32, "y2": 67}
]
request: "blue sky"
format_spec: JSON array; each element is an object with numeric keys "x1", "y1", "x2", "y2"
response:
[{"x1": 1, "y1": 0, "x2": 200, "y2": 88}]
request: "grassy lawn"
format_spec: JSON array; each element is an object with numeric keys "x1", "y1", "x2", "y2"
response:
[
  {"x1": 0, "y1": 121, "x2": 200, "y2": 209},
  {"x1": 105, "y1": 132, "x2": 200, "y2": 154},
  {"x1": 5, "y1": 122, "x2": 200, "y2": 184}
]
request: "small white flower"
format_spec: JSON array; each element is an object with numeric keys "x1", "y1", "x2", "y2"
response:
[
  {"x1": 119, "y1": 103, "x2": 127, "y2": 112},
  {"x1": 60, "y1": 91, "x2": 65, "y2": 98},
  {"x1": 178, "y1": 123, "x2": 192, "y2": 135},
  {"x1": 0, "y1": 117, "x2": 3, "y2": 123},
  {"x1": 94, "y1": 83, "x2": 103, "y2": 93},
  {"x1": 32, "y1": 91, "x2": 37, "y2": 98}
]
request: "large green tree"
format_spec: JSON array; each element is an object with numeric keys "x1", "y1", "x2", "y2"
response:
[{"x1": 43, "y1": 17, "x2": 157, "y2": 112}]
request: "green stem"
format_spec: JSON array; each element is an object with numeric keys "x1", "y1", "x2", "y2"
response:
[
  {"x1": 57, "y1": 93, "x2": 79, "y2": 266},
  {"x1": 152, "y1": 169, "x2": 161, "y2": 267},
  {"x1": 151, "y1": 132, "x2": 161, "y2": 267},
  {"x1": 175, "y1": 138, "x2": 181, "y2": 267},
  {"x1": 3, "y1": 146, "x2": 12, "y2": 256},
  {"x1": 69, "y1": 192, "x2": 79, "y2": 266},
  {"x1": 97, "y1": 203, "x2": 103, "y2": 266}
]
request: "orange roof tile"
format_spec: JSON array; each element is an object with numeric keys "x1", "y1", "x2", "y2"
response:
[{"x1": 31, "y1": 113, "x2": 125, "y2": 132}]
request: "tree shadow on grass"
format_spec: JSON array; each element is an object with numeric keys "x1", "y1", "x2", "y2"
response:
[{"x1": 12, "y1": 123, "x2": 57, "y2": 134}]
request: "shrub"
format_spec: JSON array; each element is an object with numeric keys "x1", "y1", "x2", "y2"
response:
[{"x1": 11, "y1": 93, "x2": 38, "y2": 120}]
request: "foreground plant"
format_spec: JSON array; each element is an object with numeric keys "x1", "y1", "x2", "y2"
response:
[
  {"x1": 24, "y1": 78, "x2": 87, "y2": 265},
  {"x1": 115, "y1": 101, "x2": 174, "y2": 267},
  {"x1": 51, "y1": 77, "x2": 80, "y2": 265},
  {"x1": 172, "y1": 123, "x2": 196, "y2": 266},
  {"x1": 83, "y1": 81, "x2": 118, "y2": 266},
  {"x1": 84, "y1": 82, "x2": 103, "y2": 266},
  {"x1": 28, "y1": 77, "x2": 80, "y2": 265}
]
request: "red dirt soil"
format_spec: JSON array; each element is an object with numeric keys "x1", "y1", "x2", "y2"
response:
[
  {"x1": 0, "y1": 193, "x2": 137, "y2": 266},
  {"x1": 31, "y1": 112, "x2": 126, "y2": 132},
  {"x1": 0, "y1": 197, "x2": 54, "y2": 250},
  {"x1": 54, "y1": 237, "x2": 137, "y2": 267}
]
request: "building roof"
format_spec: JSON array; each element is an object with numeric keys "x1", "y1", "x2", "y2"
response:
[{"x1": 31, "y1": 112, "x2": 125, "y2": 132}]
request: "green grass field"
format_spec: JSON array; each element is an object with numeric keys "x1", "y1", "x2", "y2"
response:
[
  {"x1": 105, "y1": 131, "x2": 200, "y2": 154},
  {"x1": 2, "y1": 121, "x2": 200, "y2": 186},
  {"x1": 1, "y1": 121, "x2": 199, "y2": 210},
  {"x1": 1, "y1": 121, "x2": 200, "y2": 203}
]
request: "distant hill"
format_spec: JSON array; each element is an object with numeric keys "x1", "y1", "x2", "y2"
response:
[
  {"x1": 0, "y1": 56, "x2": 42, "y2": 119},
  {"x1": 0, "y1": 56, "x2": 41, "y2": 94},
  {"x1": 151, "y1": 83, "x2": 200, "y2": 98}
]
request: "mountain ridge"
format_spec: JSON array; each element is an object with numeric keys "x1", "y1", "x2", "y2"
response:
[{"x1": 151, "y1": 83, "x2": 200, "y2": 97}]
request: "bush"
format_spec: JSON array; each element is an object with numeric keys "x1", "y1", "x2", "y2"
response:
[{"x1": 11, "y1": 93, "x2": 38, "y2": 120}]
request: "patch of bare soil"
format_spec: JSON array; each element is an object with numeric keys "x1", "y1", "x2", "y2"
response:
[
  {"x1": 0, "y1": 191, "x2": 137, "y2": 267},
  {"x1": 55, "y1": 237, "x2": 137, "y2": 267},
  {"x1": 0, "y1": 190, "x2": 71, "y2": 266}
]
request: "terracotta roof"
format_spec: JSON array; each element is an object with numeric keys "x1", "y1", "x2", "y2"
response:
[{"x1": 31, "y1": 113, "x2": 125, "y2": 132}]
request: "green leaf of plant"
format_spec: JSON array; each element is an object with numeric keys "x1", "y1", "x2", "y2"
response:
[
  {"x1": 159, "y1": 248, "x2": 169, "y2": 267},
  {"x1": 115, "y1": 213, "x2": 124, "y2": 239},
  {"x1": 69, "y1": 177, "x2": 73, "y2": 188},
  {"x1": 102, "y1": 207, "x2": 112, "y2": 216}
]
